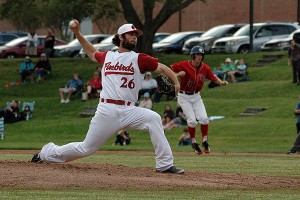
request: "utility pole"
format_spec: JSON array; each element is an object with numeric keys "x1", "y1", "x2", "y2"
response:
[
  {"x1": 249, "y1": 0, "x2": 254, "y2": 52},
  {"x1": 178, "y1": 8, "x2": 182, "y2": 32},
  {"x1": 298, "y1": 0, "x2": 300, "y2": 23}
]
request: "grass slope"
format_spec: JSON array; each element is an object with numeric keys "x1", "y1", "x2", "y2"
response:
[{"x1": 0, "y1": 51, "x2": 297, "y2": 153}]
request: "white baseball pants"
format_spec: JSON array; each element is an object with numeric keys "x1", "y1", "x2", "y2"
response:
[
  {"x1": 39, "y1": 102, "x2": 174, "y2": 170},
  {"x1": 177, "y1": 92, "x2": 209, "y2": 128}
]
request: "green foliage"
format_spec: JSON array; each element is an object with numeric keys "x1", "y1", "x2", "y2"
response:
[
  {"x1": 36, "y1": 0, "x2": 97, "y2": 40},
  {"x1": 0, "y1": 0, "x2": 41, "y2": 30},
  {"x1": 0, "y1": 0, "x2": 120, "y2": 40}
]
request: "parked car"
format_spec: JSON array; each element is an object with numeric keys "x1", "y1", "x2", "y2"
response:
[
  {"x1": 260, "y1": 29, "x2": 300, "y2": 51},
  {"x1": 0, "y1": 32, "x2": 27, "y2": 46},
  {"x1": 211, "y1": 22, "x2": 298, "y2": 54},
  {"x1": 53, "y1": 34, "x2": 110, "y2": 58},
  {"x1": 110, "y1": 32, "x2": 171, "y2": 52},
  {"x1": 80, "y1": 35, "x2": 115, "y2": 58},
  {"x1": 153, "y1": 32, "x2": 171, "y2": 43},
  {"x1": 153, "y1": 31, "x2": 204, "y2": 54},
  {"x1": 182, "y1": 24, "x2": 244, "y2": 54},
  {"x1": 0, "y1": 36, "x2": 67, "y2": 58}
]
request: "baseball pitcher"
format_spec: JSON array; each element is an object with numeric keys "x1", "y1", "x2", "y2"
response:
[{"x1": 31, "y1": 20, "x2": 184, "y2": 174}]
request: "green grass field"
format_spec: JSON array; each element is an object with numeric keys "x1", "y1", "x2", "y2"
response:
[{"x1": 1, "y1": 52, "x2": 300, "y2": 199}]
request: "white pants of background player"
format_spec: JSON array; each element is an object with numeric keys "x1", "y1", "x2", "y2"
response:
[
  {"x1": 177, "y1": 92, "x2": 209, "y2": 128},
  {"x1": 39, "y1": 102, "x2": 174, "y2": 171}
]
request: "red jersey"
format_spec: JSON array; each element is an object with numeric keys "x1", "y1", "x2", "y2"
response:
[
  {"x1": 89, "y1": 76, "x2": 102, "y2": 89},
  {"x1": 171, "y1": 60, "x2": 217, "y2": 92}
]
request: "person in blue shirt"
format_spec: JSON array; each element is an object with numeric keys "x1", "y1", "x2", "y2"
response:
[
  {"x1": 20, "y1": 56, "x2": 34, "y2": 82},
  {"x1": 59, "y1": 73, "x2": 83, "y2": 103}
]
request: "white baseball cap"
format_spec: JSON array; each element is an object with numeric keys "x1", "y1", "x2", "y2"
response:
[
  {"x1": 146, "y1": 72, "x2": 152, "y2": 76},
  {"x1": 225, "y1": 58, "x2": 232, "y2": 63},
  {"x1": 117, "y1": 24, "x2": 143, "y2": 37}
]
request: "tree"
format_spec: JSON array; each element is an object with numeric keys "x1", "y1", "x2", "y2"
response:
[
  {"x1": 93, "y1": 0, "x2": 122, "y2": 34},
  {"x1": 36, "y1": 0, "x2": 97, "y2": 41},
  {"x1": 0, "y1": 0, "x2": 42, "y2": 31},
  {"x1": 0, "y1": 0, "x2": 97, "y2": 40},
  {"x1": 119, "y1": 0, "x2": 206, "y2": 54}
]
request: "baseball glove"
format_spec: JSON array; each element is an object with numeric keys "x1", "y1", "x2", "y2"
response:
[{"x1": 155, "y1": 75, "x2": 175, "y2": 95}]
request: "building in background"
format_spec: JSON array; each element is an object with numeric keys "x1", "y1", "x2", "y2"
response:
[{"x1": 0, "y1": 0, "x2": 298, "y2": 36}]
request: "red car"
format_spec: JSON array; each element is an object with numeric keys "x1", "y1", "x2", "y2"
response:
[{"x1": 0, "y1": 36, "x2": 67, "y2": 58}]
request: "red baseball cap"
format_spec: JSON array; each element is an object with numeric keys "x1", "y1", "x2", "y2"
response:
[{"x1": 117, "y1": 24, "x2": 143, "y2": 37}]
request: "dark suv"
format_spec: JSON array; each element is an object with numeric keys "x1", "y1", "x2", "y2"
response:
[{"x1": 182, "y1": 24, "x2": 244, "y2": 54}]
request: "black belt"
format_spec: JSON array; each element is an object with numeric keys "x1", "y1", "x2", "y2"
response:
[{"x1": 179, "y1": 90, "x2": 198, "y2": 95}]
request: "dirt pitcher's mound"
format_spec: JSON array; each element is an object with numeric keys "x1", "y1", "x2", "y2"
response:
[{"x1": 0, "y1": 160, "x2": 299, "y2": 189}]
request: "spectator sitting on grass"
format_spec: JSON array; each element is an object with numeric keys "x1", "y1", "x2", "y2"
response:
[
  {"x1": 221, "y1": 58, "x2": 236, "y2": 83},
  {"x1": 162, "y1": 104, "x2": 175, "y2": 126},
  {"x1": 138, "y1": 92, "x2": 153, "y2": 109},
  {"x1": 82, "y1": 71, "x2": 102, "y2": 101},
  {"x1": 34, "y1": 53, "x2": 52, "y2": 82},
  {"x1": 20, "y1": 56, "x2": 34, "y2": 83},
  {"x1": 112, "y1": 130, "x2": 131, "y2": 146},
  {"x1": 234, "y1": 58, "x2": 247, "y2": 78},
  {"x1": 0, "y1": 100, "x2": 22, "y2": 123},
  {"x1": 178, "y1": 128, "x2": 191, "y2": 146},
  {"x1": 163, "y1": 105, "x2": 187, "y2": 131},
  {"x1": 59, "y1": 73, "x2": 83, "y2": 104},
  {"x1": 138, "y1": 72, "x2": 158, "y2": 99}
]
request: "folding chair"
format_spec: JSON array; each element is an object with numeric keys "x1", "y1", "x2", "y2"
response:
[{"x1": 0, "y1": 117, "x2": 4, "y2": 140}]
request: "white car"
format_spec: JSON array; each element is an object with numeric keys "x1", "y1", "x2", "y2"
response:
[
  {"x1": 54, "y1": 34, "x2": 110, "y2": 58},
  {"x1": 79, "y1": 35, "x2": 114, "y2": 58},
  {"x1": 211, "y1": 22, "x2": 298, "y2": 54}
]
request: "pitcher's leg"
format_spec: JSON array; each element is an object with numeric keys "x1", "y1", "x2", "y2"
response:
[
  {"x1": 40, "y1": 104, "x2": 121, "y2": 162},
  {"x1": 123, "y1": 108, "x2": 174, "y2": 170},
  {"x1": 148, "y1": 112, "x2": 174, "y2": 170}
]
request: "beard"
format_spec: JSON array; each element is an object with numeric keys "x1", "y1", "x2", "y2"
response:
[{"x1": 121, "y1": 38, "x2": 136, "y2": 51}]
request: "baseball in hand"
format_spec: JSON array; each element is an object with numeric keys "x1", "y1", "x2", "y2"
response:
[{"x1": 69, "y1": 20, "x2": 78, "y2": 29}]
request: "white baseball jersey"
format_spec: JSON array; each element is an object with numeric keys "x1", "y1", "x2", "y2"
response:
[{"x1": 100, "y1": 51, "x2": 144, "y2": 102}]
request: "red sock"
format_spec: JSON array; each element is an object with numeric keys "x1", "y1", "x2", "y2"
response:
[
  {"x1": 200, "y1": 124, "x2": 208, "y2": 142},
  {"x1": 188, "y1": 126, "x2": 196, "y2": 142}
]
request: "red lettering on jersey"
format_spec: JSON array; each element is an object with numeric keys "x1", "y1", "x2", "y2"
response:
[
  {"x1": 199, "y1": 74, "x2": 206, "y2": 83},
  {"x1": 104, "y1": 62, "x2": 134, "y2": 76}
]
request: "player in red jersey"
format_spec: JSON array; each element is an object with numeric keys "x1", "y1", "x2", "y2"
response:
[{"x1": 170, "y1": 46, "x2": 228, "y2": 154}]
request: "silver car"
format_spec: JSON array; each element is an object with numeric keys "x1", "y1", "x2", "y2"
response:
[
  {"x1": 53, "y1": 34, "x2": 110, "y2": 58},
  {"x1": 182, "y1": 24, "x2": 244, "y2": 54},
  {"x1": 211, "y1": 22, "x2": 298, "y2": 54},
  {"x1": 260, "y1": 29, "x2": 300, "y2": 52}
]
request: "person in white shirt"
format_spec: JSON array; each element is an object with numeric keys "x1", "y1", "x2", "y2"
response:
[
  {"x1": 26, "y1": 28, "x2": 38, "y2": 56},
  {"x1": 138, "y1": 72, "x2": 157, "y2": 99}
]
